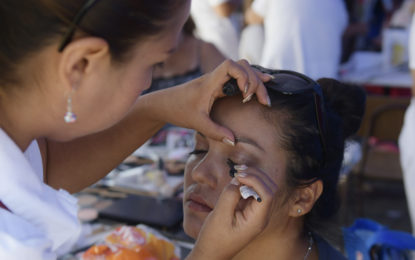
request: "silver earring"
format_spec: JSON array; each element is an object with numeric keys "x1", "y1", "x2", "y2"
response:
[
  {"x1": 64, "y1": 94, "x2": 77, "y2": 123},
  {"x1": 297, "y1": 208, "x2": 302, "y2": 214}
]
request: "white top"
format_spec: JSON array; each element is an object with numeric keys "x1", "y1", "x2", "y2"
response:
[
  {"x1": 399, "y1": 99, "x2": 415, "y2": 234},
  {"x1": 0, "y1": 129, "x2": 81, "y2": 260},
  {"x1": 409, "y1": 12, "x2": 415, "y2": 70},
  {"x1": 252, "y1": 0, "x2": 348, "y2": 79},
  {"x1": 191, "y1": 0, "x2": 240, "y2": 60}
]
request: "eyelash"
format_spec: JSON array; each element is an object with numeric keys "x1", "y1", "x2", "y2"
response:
[
  {"x1": 188, "y1": 150, "x2": 241, "y2": 178},
  {"x1": 227, "y1": 158, "x2": 237, "y2": 178},
  {"x1": 153, "y1": 62, "x2": 164, "y2": 69}
]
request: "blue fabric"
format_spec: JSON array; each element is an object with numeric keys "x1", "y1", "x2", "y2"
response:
[{"x1": 343, "y1": 218, "x2": 415, "y2": 260}]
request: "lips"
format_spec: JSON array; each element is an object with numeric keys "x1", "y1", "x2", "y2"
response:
[{"x1": 186, "y1": 193, "x2": 213, "y2": 213}]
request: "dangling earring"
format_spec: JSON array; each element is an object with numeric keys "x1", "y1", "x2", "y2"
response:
[{"x1": 64, "y1": 92, "x2": 77, "y2": 123}]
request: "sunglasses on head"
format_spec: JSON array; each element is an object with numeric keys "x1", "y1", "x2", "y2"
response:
[
  {"x1": 222, "y1": 65, "x2": 327, "y2": 167},
  {"x1": 58, "y1": 0, "x2": 99, "y2": 52}
]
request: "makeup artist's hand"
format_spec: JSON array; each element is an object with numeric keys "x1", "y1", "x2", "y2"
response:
[
  {"x1": 144, "y1": 59, "x2": 271, "y2": 145},
  {"x1": 186, "y1": 166, "x2": 278, "y2": 260}
]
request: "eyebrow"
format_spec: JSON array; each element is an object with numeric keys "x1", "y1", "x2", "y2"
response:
[
  {"x1": 196, "y1": 132, "x2": 264, "y2": 152},
  {"x1": 235, "y1": 136, "x2": 265, "y2": 152}
]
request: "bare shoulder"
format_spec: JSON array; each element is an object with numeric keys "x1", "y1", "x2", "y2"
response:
[{"x1": 198, "y1": 39, "x2": 226, "y2": 73}]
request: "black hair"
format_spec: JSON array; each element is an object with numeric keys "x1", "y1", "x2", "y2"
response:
[
  {"x1": 183, "y1": 16, "x2": 196, "y2": 36},
  {"x1": 259, "y1": 75, "x2": 366, "y2": 225},
  {"x1": 0, "y1": 0, "x2": 187, "y2": 87}
]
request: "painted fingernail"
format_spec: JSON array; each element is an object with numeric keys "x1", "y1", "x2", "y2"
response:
[
  {"x1": 222, "y1": 137, "x2": 235, "y2": 146},
  {"x1": 234, "y1": 165, "x2": 248, "y2": 171},
  {"x1": 266, "y1": 95, "x2": 272, "y2": 107},
  {"x1": 237, "y1": 172, "x2": 247, "y2": 178},
  {"x1": 242, "y1": 93, "x2": 253, "y2": 103},
  {"x1": 266, "y1": 74, "x2": 275, "y2": 80},
  {"x1": 244, "y1": 83, "x2": 249, "y2": 94},
  {"x1": 230, "y1": 178, "x2": 240, "y2": 186}
]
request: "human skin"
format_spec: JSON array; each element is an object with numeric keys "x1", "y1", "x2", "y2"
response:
[
  {"x1": 183, "y1": 95, "x2": 322, "y2": 259},
  {"x1": 0, "y1": 1, "x2": 278, "y2": 258},
  {"x1": 0, "y1": 0, "x2": 272, "y2": 193}
]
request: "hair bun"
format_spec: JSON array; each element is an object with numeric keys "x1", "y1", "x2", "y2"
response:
[{"x1": 317, "y1": 78, "x2": 366, "y2": 139}]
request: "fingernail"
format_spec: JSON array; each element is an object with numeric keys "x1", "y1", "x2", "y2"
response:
[
  {"x1": 266, "y1": 95, "x2": 272, "y2": 107},
  {"x1": 244, "y1": 83, "x2": 249, "y2": 94},
  {"x1": 266, "y1": 74, "x2": 275, "y2": 80},
  {"x1": 222, "y1": 137, "x2": 235, "y2": 146},
  {"x1": 234, "y1": 165, "x2": 247, "y2": 171},
  {"x1": 230, "y1": 178, "x2": 240, "y2": 186},
  {"x1": 242, "y1": 93, "x2": 253, "y2": 103},
  {"x1": 237, "y1": 172, "x2": 247, "y2": 178}
]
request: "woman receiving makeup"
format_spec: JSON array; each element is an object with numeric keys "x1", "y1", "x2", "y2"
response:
[
  {"x1": 0, "y1": 1, "x2": 276, "y2": 259},
  {"x1": 183, "y1": 66, "x2": 366, "y2": 259}
]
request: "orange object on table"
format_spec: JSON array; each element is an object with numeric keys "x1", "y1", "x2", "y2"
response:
[{"x1": 82, "y1": 226, "x2": 180, "y2": 260}]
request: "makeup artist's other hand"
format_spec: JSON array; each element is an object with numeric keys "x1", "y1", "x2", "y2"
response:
[
  {"x1": 150, "y1": 59, "x2": 271, "y2": 145},
  {"x1": 187, "y1": 166, "x2": 278, "y2": 260},
  {"x1": 190, "y1": 59, "x2": 271, "y2": 144}
]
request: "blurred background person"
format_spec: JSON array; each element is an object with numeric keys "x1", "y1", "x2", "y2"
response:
[
  {"x1": 399, "y1": 5, "x2": 415, "y2": 235},
  {"x1": 143, "y1": 17, "x2": 226, "y2": 95},
  {"x1": 238, "y1": 0, "x2": 264, "y2": 64},
  {"x1": 243, "y1": 0, "x2": 348, "y2": 80},
  {"x1": 190, "y1": 0, "x2": 242, "y2": 60}
]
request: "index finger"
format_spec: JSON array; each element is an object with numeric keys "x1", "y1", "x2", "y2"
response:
[{"x1": 222, "y1": 60, "x2": 272, "y2": 107}]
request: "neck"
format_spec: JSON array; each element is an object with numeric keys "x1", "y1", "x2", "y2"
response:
[{"x1": 0, "y1": 88, "x2": 55, "y2": 151}]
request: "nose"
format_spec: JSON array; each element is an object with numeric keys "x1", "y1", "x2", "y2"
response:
[{"x1": 190, "y1": 155, "x2": 225, "y2": 189}]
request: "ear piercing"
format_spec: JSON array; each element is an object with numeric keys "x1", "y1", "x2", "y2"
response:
[
  {"x1": 297, "y1": 208, "x2": 303, "y2": 214},
  {"x1": 64, "y1": 93, "x2": 77, "y2": 123}
]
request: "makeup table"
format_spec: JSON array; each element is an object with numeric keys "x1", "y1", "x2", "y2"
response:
[{"x1": 60, "y1": 127, "x2": 196, "y2": 259}]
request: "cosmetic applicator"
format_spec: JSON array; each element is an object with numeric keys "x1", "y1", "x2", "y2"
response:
[{"x1": 227, "y1": 159, "x2": 261, "y2": 202}]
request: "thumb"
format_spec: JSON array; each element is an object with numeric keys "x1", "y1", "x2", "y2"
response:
[
  {"x1": 211, "y1": 181, "x2": 241, "y2": 223},
  {"x1": 198, "y1": 114, "x2": 235, "y2": 146}
]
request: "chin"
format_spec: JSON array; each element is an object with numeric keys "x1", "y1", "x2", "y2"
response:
[{"x1": 183, "y1": 212, "x2": 203, "y2": 239}]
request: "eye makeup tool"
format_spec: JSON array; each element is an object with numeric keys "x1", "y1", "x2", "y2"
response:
[
  {"x1": 239, "y1": 185, "x2": 262, "y2": 203},
  {"x1": 227, "y1": 159, "x2": 262, "y2": 203}
]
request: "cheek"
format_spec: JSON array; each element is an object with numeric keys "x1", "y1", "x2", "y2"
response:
[
  {"x1": 123, "y1": 69, "x2": 152, "y2": 97},
  {"x1": 183, "y1": 158, "x2": 197, "y2": 187}
]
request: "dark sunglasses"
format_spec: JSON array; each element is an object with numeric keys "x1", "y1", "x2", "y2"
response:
[
  {"x1": 58, "y1": 0, "x2": 99, "y2": 52},
  {"x1": 222, "y1": 65, "x2": 327, "y2": 167}
]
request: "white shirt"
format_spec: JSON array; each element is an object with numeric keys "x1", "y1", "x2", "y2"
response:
[
  {"x1": 252, "y1": 0, "x2": 348, "y2": 79},
  {"x1": 399, "y1": 99, "x2": 415, "y2": 234},
  {"x1": 409, "y1": 12, "x2": 415, "y2": 70},
  {"x1": 0, "y1": 129, "x2": 81, "y2": 260},
  {"x1": 191, "y1": 0, "x2": 240, "y2": 60}
]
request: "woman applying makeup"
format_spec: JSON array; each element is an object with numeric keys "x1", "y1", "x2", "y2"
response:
[
  {"x1": 183, "y1": 66, "x2": 366, "y2": 259},
  {"x1": 0, "y1": 1, "x2": 276, "y2": 259}
]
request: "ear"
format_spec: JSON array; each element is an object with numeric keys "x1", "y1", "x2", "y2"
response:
[
  {"x1": 288, "y1": 180, "x2": 323, "y2": 217},
  {"x1": 58, "y1": 37, "x2": 110, "y2": 93}
]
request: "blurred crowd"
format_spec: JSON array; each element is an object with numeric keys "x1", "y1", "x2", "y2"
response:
[{"x1": 147, "y1": 0, "x2": 415, "y2": 88}]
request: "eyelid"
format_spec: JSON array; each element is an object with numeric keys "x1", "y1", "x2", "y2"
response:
[{"x1": 153, "y1": 62, "x2": 164, "y2": 69}]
